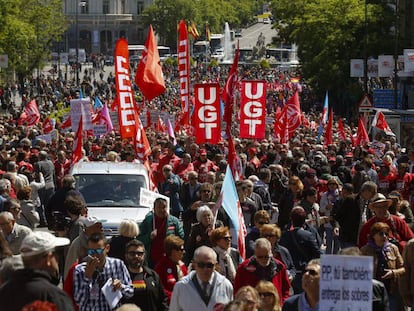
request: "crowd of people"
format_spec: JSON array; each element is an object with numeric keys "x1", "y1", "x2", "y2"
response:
[{"x1": 0, "y1": 59, "x2": 414, "y2": 311}]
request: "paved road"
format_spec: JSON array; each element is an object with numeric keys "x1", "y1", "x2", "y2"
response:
[{"x1": 238, "y1": 22, "x2": 277, "y2": 48}]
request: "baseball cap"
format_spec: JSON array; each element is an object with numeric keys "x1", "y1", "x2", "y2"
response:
[
  {"x1": 20, "y1": 232, "x2": 70, "y2": 257},
  {"x1": 80, "y1": 216, "x2": 105, "y2": 228}
]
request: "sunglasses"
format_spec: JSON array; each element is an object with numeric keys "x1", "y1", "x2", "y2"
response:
[
  {"x1": 127, "y1": 251, "x2": 145, "y2": 257},
  {"x1": 174, "y1": 246, "x2": 185, "y2": 251},
  {"x1": 258, "y1": 221, "x2": 269, "y2": 225},
  {"x1": 378, "y1": 231, "x2": 389, "y2": 237},
  {"x1": 221, "y1": 236, "x2": 232, "y2": 241},
  {"x1": 88, "y1": 248, "x2": 105, "y2": 256},
  {"x1": 328, "y1": 183, "x2": 338, "y2": 186},
  {"x1": 259, "y1": 292, "x2": 273, "y2": 297},
  {"x1": 304, "y1": 268, "x2": 318, "y2": 276},
  {"x1": 197, "y1": 262, "x2": 215, "y2": 269},
  {"x1": 263, "y1": 234, "x2": 276, "y2": 238},
  {"x1": 256, "y1": 255, "x2": 271, "y2": 260}
]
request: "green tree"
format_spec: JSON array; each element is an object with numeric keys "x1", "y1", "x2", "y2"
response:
[
  {"x1": 0, "y1": 0, "x2": 66, "y2": 84},
  {"x1": 270, "y1": 0, "x2": 395, "y2": 109}
]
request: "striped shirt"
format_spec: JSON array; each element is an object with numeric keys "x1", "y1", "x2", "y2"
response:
[{"x1": 74, "y1": 257, "x2": 133, "y2": 311}]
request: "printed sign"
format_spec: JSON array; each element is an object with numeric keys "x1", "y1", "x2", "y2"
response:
[
  {"x1": 320, "y1": 255, "x2": 373, "y2": 311},
  {"x1": 139, "y1": 188, "x2": 170, "y2": 212}
]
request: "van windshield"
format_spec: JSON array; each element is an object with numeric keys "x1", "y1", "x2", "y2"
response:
[{"x1": 74, "y1": 174, "x2": 146, "y2": 207}]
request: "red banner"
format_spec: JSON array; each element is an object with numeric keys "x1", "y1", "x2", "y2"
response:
[
  {"x1": 18, "y1": 99, "x2": 40, "y2": 126},
  {"x1": 239, "y1": 81, "x2": 266, "y2": 139},
  {"x1": 193, "y1": 83, "x2": 221, "y2": 144},
  {"x1": 114, "y1": 38, "x2": 139, "y2": 139},
  {"x1": 178, "y1": 20, "x2": 190, "y2": 126}
]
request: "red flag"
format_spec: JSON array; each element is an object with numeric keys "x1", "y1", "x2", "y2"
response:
[
  {"x1": 145, "y1": 109, "x2": 152, "y2": 129},
  {"x1": 156, "y1": 116, "x2": 167, "y2": 133},
  {"x1": 18, "y1": 99, "x2": 40, "y2": 126},
  {"x1": 371, "y1": 111, "x2": 395, "y2": 137},
  {"x1": 324, "y1": 108, "x2": 333, "y2": 146},
  {"x1": 274, "y1": 91, "x2": 302, "y2": 141},
  {"x1": 43, "y1": 117, "x2": 54, "y2": 134},
  {"x1": 338, "y1": 118, "x2": 346, "y2": 141},
  {"x1": 114, "y1": 38, "x2": 139, "y2": 139},
  {"x1": 355, "y1": 117, "x2": 370, "y2": 146},
  {"x1": 239, "y1": 80, "x2": 266, "y2": 139},
  {"x1": 72, "y1": 115, "x2": 83, "y2": 164},
  {"x1": 222, "y1": 42, "x2": 240, "y2": 134},
  {"x1": 178, "y1": 20, "x2": 191, "y2": 126},
  {"x1": 134, "y1": 25, "x2": 166, "y2": 100},
  {"x1": 280, "y1": 105, "x2": 289, "y2": 144},
  {"x1": 60, "y1": 115, "x2": 72, "y2": 129},
  {"x1": 228, "y1": 135, "x2": 243, "y2": 181},
  {"x1": 193, "y1": 83, "x2": 221, "y2": 144},
  {"x1": 301, "y1": 113, "x2": 310, "y2": 128}
]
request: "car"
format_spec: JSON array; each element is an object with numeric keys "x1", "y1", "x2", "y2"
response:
[
  {"x1": 105, "y1": 56, "x2": 114, "y2": 66},
  {"x1": 263, "y1": 18, "x2": 271, "y2": 24},
  {"x1": 71, "y1": 161, "x2": 150, "y2": 236},
  {"x1": 235, "y1": 30, "x2": 242, "y2": 37}
]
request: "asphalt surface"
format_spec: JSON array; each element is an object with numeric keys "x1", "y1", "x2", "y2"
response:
[{"x1": 238, "y1": 22, "x2": 276, "y2": 48}]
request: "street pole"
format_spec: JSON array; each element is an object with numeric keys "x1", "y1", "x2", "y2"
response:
[
  {"x1": 393, "y1": 0, "x2": 399, "y2": 109},
  {"x1": 75, "y1": 1, "x2": 79, "y2": 87},
  {"x1": 363, "y1": 0, "x2": 368, "y2": 95}
]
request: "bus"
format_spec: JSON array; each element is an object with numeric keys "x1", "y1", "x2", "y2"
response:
[
  {"x1": 128, "y1": 45, "x2": 171, "y2": 63},
  {"x1": 266, "y1": 45, "x2": 299, "y2": 66}
]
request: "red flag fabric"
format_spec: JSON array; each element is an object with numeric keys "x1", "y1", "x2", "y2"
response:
[
  {"x1": 355, "y1": 117, "x2": 370, "y2": 146},
  {"x1": 372, "y1": 111, "x2": 395, "y2": 137},
  {"x1": 18, "y1": 99, "x2": 40, "y2": 126},
  {"x1": 324, "y1": 108, "x2": 333, "y2": 146},
  {"x1": 156, "y1": 116, "x2": 167, "y2": 133},
  {"x1": 43, "y1": 117, "x2": 54, "y2": 134},
  {"x1": 60, "y1": 115, "x2": 72, "y2": 129},
  {"x1": 134, "y1": 25, "x2": 166, "y2": 101},
  {"x1": 145, "y1": 109, "x2": 152, "y2": 129},
  {"x1": 222, "y1": 42, "x2": 240, "y2": 134},
  {"x1": 193, "y1": 83, "x2": 221, "y2": 144},
  {"x1": 228, "y1": 135, "x2": 243, "y2": 181},
  {"x1": 178, "y1": 20, "x2": 191, "y2": 126},
  {"x1": 134, "y1": 117, "x2": 151, "y2": 163},
  {"x1": 280, "y1": 105, "x2": 289, "y2": 144},
  {"x1": 274, "y1": 92, "x2": 302, "y2": 141},
  {"x1": 72, "y1": 115, "x2": 83, "y2": 164},
  {"x1": 114, "y1": 38, "x2": 139, "y2": 139},
  {"x1": 239, "y1": 80, "x2": 266, "y2": 139},
  {"x1": 337, "y1": 118, "x2": 346, "y2": 141}
]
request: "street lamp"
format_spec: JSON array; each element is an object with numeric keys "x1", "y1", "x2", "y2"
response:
[
  {"x1": 393, "y1": 0, "x2": 399, "y2": 109},
  {"x1": 76, "y1": 1, "x2": 86, "y2": 87}
]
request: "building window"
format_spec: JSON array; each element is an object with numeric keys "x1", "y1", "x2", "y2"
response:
[
  {"x1": 137, "y1": 1, "x2": 144, "y2": 15},
  {"x1": 103, "y1": 0, "x2": 110, "y2": 14},
  {"x1": 138, "y1": 29, "x2": 144, "y2": 42},
  {"x1": 80, "y1": 1, "x2": 88, "y2": 14},
  {"x1": 121, "y1": 0, "x2": 125, "y2": 14}
]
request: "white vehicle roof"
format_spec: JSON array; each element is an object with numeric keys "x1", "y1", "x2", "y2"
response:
[{"x1": 71, "y1": 161, "x2": 148, "y2": 177}]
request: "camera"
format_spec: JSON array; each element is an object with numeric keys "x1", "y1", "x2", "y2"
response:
[{"x1": 52, "y1": 211, "x2": 72, "y2": 232}]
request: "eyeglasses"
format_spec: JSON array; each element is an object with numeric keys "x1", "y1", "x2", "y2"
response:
[
  {"x1": 127, "y1": 251, "x2": 145, "y2": 257},
  {"x1": 378, "y1": 231, "x2": 389, "y2": 237},
  {"x1": 256, "y1": 255, "x2": 271, "y2": 260},
  {"x1": 259, "y1": 292, "x2": 273, "y2": 297},
  {"x1": 328, "y1": 183, "x2": 338, "y2": 186},
  {"x1": 221, "y1": 236, "x2": 232, "y2": 241},
  {"x1": 304, "y1": 268, "x2": 318, "y2": 276},
  {"x1": 87, "y1": 248, "x2": 105, "y2": 256},
  {"x1": 258, "y1": 221, "x2": 269, "y2": 225},
  {"x1": 197, "y1": 262, "x2": 215, "y2": 269}
]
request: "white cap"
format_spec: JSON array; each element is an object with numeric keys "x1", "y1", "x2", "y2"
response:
[
  {"x1": 80, "y1": 216, "x2": 105, "y2": 228},
  {"x1": 20, "y1": 232, "x2": 70, "y2": 257}
]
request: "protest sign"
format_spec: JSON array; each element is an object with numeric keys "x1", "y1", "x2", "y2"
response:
[
  {"x1": 139, "y1": 188, "x2": 170, "y2": 212},
  {"x1": 320, "y1": 255, "x2": 373, "y2": 311}
]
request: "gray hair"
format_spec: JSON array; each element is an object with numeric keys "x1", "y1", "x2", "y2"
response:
[
  {"x1": 196, "y1": 205, "x2": 213, "y2": 222},
  {"x1": 0, "y1": 179, "x2": 11, "y2": 193},
  {"x1": 0, "y1": 211, "x2": 14, "y2": 222},
  {"x1": 193, "y1": 246, "x2": 217, "y2": 262},
  {"x1": 118, "y1": 219, "x2": 139, "y2": 238},
  {"x1": 254, "y1": 238, "x2": 272, "y2": 251},
  {"x1": 360, "y1": 181, "x2": 377, "y2": 194}
]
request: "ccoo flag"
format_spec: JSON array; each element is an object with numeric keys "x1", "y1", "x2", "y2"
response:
[
  {"x1": 221, "y1": 165, "x2": 247, "y2": 259},
  {"x1": 135, "y1": 25, "x2": 166, "y2": 101}
]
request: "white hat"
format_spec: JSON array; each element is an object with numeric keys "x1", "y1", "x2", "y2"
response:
[
  {"x1": 20, "y1": 232, "x2": 70, "y2": 257},
  {"x1": 80, "y1": 216, "x2": 105, "y2": 228}
]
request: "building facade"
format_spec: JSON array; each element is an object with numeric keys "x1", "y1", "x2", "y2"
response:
[{"x1": 63, "y1": 0, "x2": 152, "y2": 55}]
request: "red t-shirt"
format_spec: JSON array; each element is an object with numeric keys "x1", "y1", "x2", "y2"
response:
[{"x1": 150, "y1": 215, "x2": 167, "y2": 263}]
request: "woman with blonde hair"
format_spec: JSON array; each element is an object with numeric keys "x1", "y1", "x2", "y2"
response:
[
  {"x1": 235, "y1": 286, "x2": 260, "y2": 311},
  {"x1": 255, "y1": 280, "x2": 281, "y2": 311},
  {"x1": 108, "y1": 219, "x2": 139, "y2": 261}
]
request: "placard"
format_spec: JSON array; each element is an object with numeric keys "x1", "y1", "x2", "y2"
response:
[
  {"x1": 139, "y1": 188, "x2": 170, "y2": 212},
  {"x1": 320, "y1": 255, "x2": 373, "y2": 311}
]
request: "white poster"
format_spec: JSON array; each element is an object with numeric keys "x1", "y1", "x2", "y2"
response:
[
  {"x1": 350, "y1": 59, "x2": 364, "y2": 77},
  {"x1": 367, "y1": 59, "x2": 378, "y2": 77},
  {"x1": 139, "y1": 188, "x2": 170, "y2": 212},
  {"x1": 60, "y1": 53, "x2": 69, "y2": 64},
  {"x1": 320, "y1": 255, "x2": 373, "y2": 311},
  {"x1": 404, "y1": 49, "x2": 414, "y2": 72},
  {"x1": 378, "y1": 55, "x2": 394, "y2": 77},
  {"x1": 70, "y1": 98, "x2": 93, "y2": 131}
]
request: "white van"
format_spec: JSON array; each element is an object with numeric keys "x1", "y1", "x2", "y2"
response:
[{"x1": 71, "y1": 161, "x2": 150, "y2": 236}]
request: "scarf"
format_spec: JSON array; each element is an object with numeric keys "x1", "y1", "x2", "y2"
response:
[
  {"x1": 367, "y1": 239, "x2": 392, "y2": 260},
  {"x1": 213, "y1": 246, "x2": 236, "y2": 283}
]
